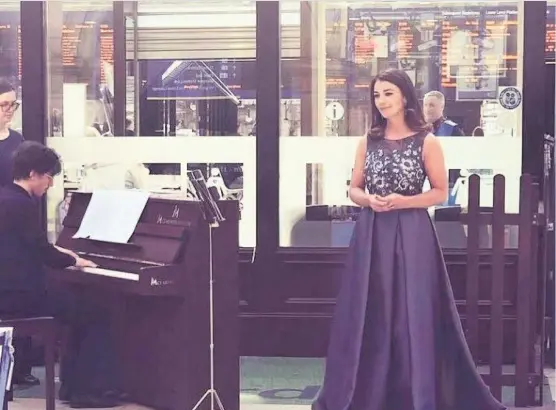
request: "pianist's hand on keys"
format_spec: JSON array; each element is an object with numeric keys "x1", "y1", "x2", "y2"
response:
[{"x1": 75, "y1": 257, "x2": 98, "y2": 269}]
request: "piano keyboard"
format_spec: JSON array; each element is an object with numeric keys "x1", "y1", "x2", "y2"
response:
[{"x1": 72, "y1": 267, "x2": 139, "y2": 282}]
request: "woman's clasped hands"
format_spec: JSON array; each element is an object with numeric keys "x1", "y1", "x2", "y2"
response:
[{"x1": 367, "y1": 193, "x2": 406, "y2": 212}]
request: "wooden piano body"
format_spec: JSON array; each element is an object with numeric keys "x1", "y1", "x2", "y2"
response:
[{"x1": 49, "y1": 191, "x2": 239, "y2": 410}]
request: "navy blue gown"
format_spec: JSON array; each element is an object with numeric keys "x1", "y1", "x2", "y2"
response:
[{"x1": 312, "y1": 131, "x2": 506, "y2": 410}]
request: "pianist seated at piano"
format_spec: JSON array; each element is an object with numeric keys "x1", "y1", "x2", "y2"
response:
[{"x1": 0, "y1": 141, "x2": 123, "y2": 408}]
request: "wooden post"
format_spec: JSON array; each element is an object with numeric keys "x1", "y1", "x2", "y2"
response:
[
  {"x1": 515, "y1": 174, "x2": 534, "y2": 406},
  {"x1": 466, "y1": 174, "x2": 481, "y2": 358},
  {"x1": 489, "y1": 174, "x2": 506, "y2": 400}
]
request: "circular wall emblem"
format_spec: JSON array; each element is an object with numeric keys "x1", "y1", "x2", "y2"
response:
[
  {"x1": 499, "y1": 87, "x2": 522, "y2": 110},
  {"x1": 325, "y1": 102, "x2": 345, "y2": 121}
]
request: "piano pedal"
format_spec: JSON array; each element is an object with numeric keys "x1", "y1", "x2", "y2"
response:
[
  {"x1": 68, "y1": 393, "x2": 120, "y2": 409},
  {"x1": 102, "y1": 389, "x2": 129, "y2": 402}
]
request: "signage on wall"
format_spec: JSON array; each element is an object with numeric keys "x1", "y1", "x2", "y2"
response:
[
  {"x1": 325, "y1": 102, "x2": 345, "y2": 121},
  {"x1": 146, "y1": 59, "x2": 245, "y2": 100},
  {"x1": 498, "y1": 86, "x2": 522, "y2": 110}
]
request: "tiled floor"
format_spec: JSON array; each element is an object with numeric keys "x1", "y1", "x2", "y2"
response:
[
  {"x1": 6, "y1": 397, "x2": 556, "y2": 410},
  {"x1": 7, "y1": 400, "x2": 312, "y2": 410},
  {"x1": 7, "y1": 358, "x2": 556, "y2": 409}
]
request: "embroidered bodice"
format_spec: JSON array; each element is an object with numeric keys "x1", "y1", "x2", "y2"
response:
[{"x1": 364, "y1": 131, "x2": 427, "y2": 197}]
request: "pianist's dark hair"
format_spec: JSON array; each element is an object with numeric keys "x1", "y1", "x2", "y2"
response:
[
  {"x1": 12, "y1": 141, "x2": 62, "y2": 180},
  {"x1": 0, "y1": 79, "x2": 15, "y2": 95}
]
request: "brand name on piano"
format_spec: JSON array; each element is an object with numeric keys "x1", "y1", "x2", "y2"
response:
[
  {"x1": 156, "y1": 215, "x2": 182, "y2": 225},
  {"x1": 150, "y1": 277, "x2": 174, "y2": 287},
  {"x1": 156, "y1": 205, "x2": 182, "y2": 225}
]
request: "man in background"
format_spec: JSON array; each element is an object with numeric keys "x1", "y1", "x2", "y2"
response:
[
  {"x1": 423, "y1": 90, "x2": 466, "y2": 196},
  {"x1": 423, "y1": 90, "x2": 465, "y2": 137},
  {"x1": 0, "y1": 79, "x2": 24, "y2": 187}
]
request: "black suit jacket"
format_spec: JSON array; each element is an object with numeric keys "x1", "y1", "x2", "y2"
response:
[{"x1": 0, "y1": 184, "x2": 76, "y2": 293}]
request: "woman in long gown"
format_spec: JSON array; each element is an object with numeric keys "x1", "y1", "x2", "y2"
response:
[{"x1": 312, "y1": 69, "x2": 506, "y2": 410}]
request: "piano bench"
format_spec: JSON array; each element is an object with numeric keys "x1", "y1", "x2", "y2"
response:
[{"x1": 0, "y1": 316, "x2": 56, "y2": 410}]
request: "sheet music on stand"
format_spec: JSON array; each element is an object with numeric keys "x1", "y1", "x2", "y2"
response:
[
  {"x1": 0, "y1": 327, "x2": 14, "y2": 405},
  {"x1": 72, "y1": 189, "x2": 150, "y2": 244}
]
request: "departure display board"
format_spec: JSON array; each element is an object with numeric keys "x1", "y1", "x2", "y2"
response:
[
  {"x1": 61, "y1": 11, "x2": 113, "y2": 96},
  {"x1": 99, "y1": 23, "x2": 114, "y2": 83},
  {"x1": 61, "y1": 23, "x2": 79, "y2": 67},
  {"x1": 0, "y1": 11, "x2": 112, "y2": 97},
  {"x1": 0, "y1": 12, "x2": 20, "y2": 86},
  {"x1": 548, "y1": 25, "x2": 555, "y2": 57},
  {"x1": 440, "y1": 8, "x2": 517, "y2": 90},
  {"x1": 396, "y1": 21, "x2": 414, "y2": 59},
  {"x1": 347, "y1": 9, "x2": 392, "y2": 65},
  {"x1": 547, "y1": 6, "x2": 555, "y2": 60},
  {"x1": 347, "y1": 6, "x2": 519, "y2": 98}
]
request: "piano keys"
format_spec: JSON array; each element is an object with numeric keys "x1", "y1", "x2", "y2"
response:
[
  {"x1": 66, "y1": 266, "x2": 139, "y2": 282},
  {"x1": 48, "y1": 191, "x2": 240, "y2": 410}
]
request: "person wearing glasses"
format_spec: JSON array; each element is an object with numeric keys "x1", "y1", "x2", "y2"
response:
[{"x1": 0, "y1": 79, "x2": 24, "y2": 188}]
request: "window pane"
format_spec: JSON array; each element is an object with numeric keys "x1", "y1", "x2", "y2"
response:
[
  {"x1": 45, "y1": 1, "x2": 256, "y2": 248},
  {"x1": 127, "y1": 1, "x2": 257, "y2": 137},
  {"x1": 44, "y1": 1, "x2": 114, "y2": 137},
  {"x1": 0, "y1": 0, "x2": 22, "y2": 132},
  {"x1": 279, "y1": 1, "x2": 524, "y2": 248}
]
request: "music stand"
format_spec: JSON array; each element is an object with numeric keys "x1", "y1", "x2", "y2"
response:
[{"x1": 186, "y1": 170, "x2": 226, "y2": 410}]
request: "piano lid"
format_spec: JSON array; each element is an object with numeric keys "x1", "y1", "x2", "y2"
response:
[
  {"x1": 64, "y1": 191, "x2": 205, "y2": 229},
  {"x1": 57, "y1": 191, "x2": 207, "y2": 266}
]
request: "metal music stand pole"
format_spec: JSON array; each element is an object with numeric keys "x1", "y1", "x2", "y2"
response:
[{"x1": 188, "y1": 170, "x2": 226, "y2": 410}]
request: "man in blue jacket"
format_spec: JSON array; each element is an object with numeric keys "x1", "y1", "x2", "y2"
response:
[
  {"x1": 423, "y1": 90, "x2": 467, "y2": 198},
  {"x1": 423, "y1": 90, "x2": 465, "y2": 137}
]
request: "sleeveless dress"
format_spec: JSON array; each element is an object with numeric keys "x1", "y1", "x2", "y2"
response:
[{"x1": 312, "y1": 131, "x2": 506, "y2": 410}]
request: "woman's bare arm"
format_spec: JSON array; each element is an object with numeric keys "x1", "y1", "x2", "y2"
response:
[{"x1": 348, "y1": 137, "x2": 371, "y2": 207}]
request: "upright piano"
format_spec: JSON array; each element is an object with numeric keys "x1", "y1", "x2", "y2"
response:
[{"x1": 49, "y1": 191, "x2": 240, "y2": 410}]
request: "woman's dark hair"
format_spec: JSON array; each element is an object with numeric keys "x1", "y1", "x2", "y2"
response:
[
  {"x1": 12, "y1": 141, "x2": 62, "y2": 180},
  {"x1": 368, "y1": 68, "x2": 431, "y2": 140},
  {"x1": 0, "y1": 79, "x2": 15, "y2": 96}
]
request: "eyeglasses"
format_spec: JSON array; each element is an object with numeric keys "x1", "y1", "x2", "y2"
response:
[
  {"x1": 44, "y1": 173, "x2": 54, "y2": 182},
  {"x1": 0, "y1": 101, "x2": 20, "y2": 113}
]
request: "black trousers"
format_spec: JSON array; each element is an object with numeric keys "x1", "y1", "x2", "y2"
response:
[{"x1": 0, "y1": 288, "x2": 119, "y2": 397}]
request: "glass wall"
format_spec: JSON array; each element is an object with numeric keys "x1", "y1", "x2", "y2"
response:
[
  {"x1": 279, "y1": 0, "x2": 525, "y2": 248},
  {"x1": 0, "y1": 0, "x2": 22, "y2": 132},
  {"x1": 40, "y1": 0, "x2": 548, "y2": 249},
  {"x1": 45, "y1": 1, "x2": 257, "y2": 247}
]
